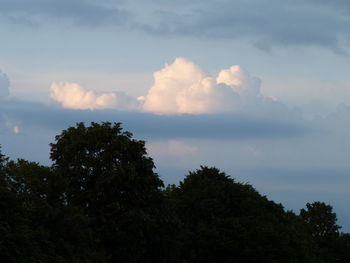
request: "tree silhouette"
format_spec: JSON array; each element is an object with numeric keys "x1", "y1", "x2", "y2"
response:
[
  {"x1": 50, "y1": 122, "x2": 165, "y2": 262},
  {"x1": 167, "y1": 166, "x2": 317, "y2": 262},
  {"x1": 0, "y1": 123, "x2": 349, "y2": 262},
  {"x1": 300, "y1": 201, "x2": 341, "y2": 262}
]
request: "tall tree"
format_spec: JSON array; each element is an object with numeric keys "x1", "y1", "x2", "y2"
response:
[
  {"x1": 300, "y1": 202, "x2": 340, "y2": 240},
  {"x1": 168, "y1": 166, "x2": 318, "y2": 262},
  {"x1": 0, "y1": 151, "x2": 48, "y2": 262},
  {"x1": 300, "y1": 201, "x2": 341, "y2": 262},
  {"x1": 5, "y1": 159, "x2": 102, "y2": 263},
  {"x1": 50, "y1": 122, "x2": 166, "y2": 262},
  {"x1": 335, "y1": 233, "x2": 350, "y2": 263}
]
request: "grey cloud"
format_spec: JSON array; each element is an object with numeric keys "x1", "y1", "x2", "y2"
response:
[
  {"x1": 0, "y1": 0, "x2": 129, "y2": 26},
  {"x1": 0, "y1": 98, "x2": 309, "y2": 166},
  {"x1": 1, "y1": 0, "x2": 349, "y2": 51},
  {"x1": 0, "y1": 99, "x2": 309, "y2": 140},
  {"x1": 308, "y1": 0, "x2": 350, "y2": 12},
  {"x1": 140, "y1": 0, "x2": 350, "y2": 52}
]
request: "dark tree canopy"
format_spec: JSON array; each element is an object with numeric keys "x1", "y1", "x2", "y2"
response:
[
  {"x1": 50, "y1": 122, "x2": 163, "y2": 209},
  {"x1": 300, "y1": 201, "x2": 340, "y2": 239},
  {"x1": 0, "y1": 123, "x2": 349, "y2": 262},
  {"x1": 50, "y1": 122, "x2": 165, "y2": 262},
  {"x1": 300, "y1": 201, "x2": 341, "y2": 262},
  {"x1": 4, "y1": 158, "x2": 102, "y2": 263},
  {"x1": 166, "y1": 166, "x2": 319, "y2": 263}
]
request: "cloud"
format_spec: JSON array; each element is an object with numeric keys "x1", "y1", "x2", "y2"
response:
[
  {"x1": 140, "y1": 0, "x2": 350, "y2": 52},
  {"x1": 50, "y1": 82, "x2": 140, "y2": 111},
  {"x1": 0, "y1": 0, "x2": 128, "y2": 27},
  {"x1": 1, "y1": 0, "x2": 348, "y2": 52},
  {"x1": 147, "y1": 140, "x2": 198, "y2": 157},
  {"x1": 216, "y1": 65, "x2": 260, "y2": 95},
  {"x1": 0, "y1": 70, "x2": 10, "y2": 98},
  {"x1": 0, "y1": 98, "x2": 308, "y2": 140},
  {"x1": 142, "y1": 57, "x2": 277, "y2": 114},
  {"x1": 13, "y1": 125, "x2": 20, "y2": 134},
  {"x1": 0, "y1": 113, "x2": 21, "y2": 136},
  {"x1": 49, "y1": 58, "x2": 292, "y2": 117},
  {"x1": 142, "y1": 58, "x2": 238, "y2": 114}
]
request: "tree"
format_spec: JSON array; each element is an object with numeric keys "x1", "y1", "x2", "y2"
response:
[
  {"x1": 300, "y1": 202, "x2": 340, "y2": 239},
  {"x1": 0, "y1": 150, "x2": 49, "y2": 262},
  {"x1": 167, "y1": 166, "x2": 317, "y2": 263},
  {"x1": 50, "y1": 122, "x2": 166, "y2": 262},
  {"x1": 300, "y1": 201, "x2": 340, "y2": 262},
  {"x1": 335, "y1": 233, "x2": 350, "y2": 263},
  {"x1": 5, "y1": 159, "x2": 102, "y2": 263}
]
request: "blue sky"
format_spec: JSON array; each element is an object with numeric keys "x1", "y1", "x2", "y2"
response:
[{"x1": 1, "y1": 0, "x2": 350, "y2": 229}]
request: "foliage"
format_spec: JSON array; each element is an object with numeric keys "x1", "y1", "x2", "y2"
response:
[
  {"x1": 50, "y1": 122, "x2": 165, "y2": 262},
  {"x1": 300, "y1": 201, "x2": 341, "y2": 262},
  {"x1": 300, "y1": 201, "x2": 340, "y2": 239},
  {"x1": 166, "y1": 166, "x2": 318, "y2": 262},
  {"x1": 0, "y1": 123, "x2": 349, "y2": 262},
  {"x1": 4, "y1": 159, "x2": 102, "y2": 263}
]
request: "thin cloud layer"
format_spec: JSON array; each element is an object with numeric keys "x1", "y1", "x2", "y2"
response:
[
  {"x1": 0, "y1": 0, "x2": 128, "y2": 27},
  {"x1": 1, "y1": 0, "x2": 349, "y2": 51},
  {"x1": 0, "y1": 70, "x2": 10, "y2": 98},
  {"x1": 141, "y1": 0, "x2": 350, "y2": 52},
  {"x1": 147, "y1": 140, "x2": 198, "y2": 157},
  {"x1": 50, "y1": 82, "x2": 140, "y2": 111},
  {"x1": 0, "y1": 98, "x2": 308, "y2": 140}
]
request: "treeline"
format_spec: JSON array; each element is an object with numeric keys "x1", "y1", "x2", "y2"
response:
[{"x1": 0, "y1": 122, "x2": 349, "y2": 262}]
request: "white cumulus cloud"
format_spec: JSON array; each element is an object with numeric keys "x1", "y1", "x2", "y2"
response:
[
  {"x1": 217, "y1": 65, "x2": 261, "y2": 96},
  {"x1": 50, "y1": 82, "x2": 140, "y2": 111},
  {"x1": 142, "y1": 57, "x2": 270, "y2": 114},
  {"x1": 49, "y1": 58, "x2": 283, "y2": 115}
]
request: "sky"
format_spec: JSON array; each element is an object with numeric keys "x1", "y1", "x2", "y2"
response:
[{"x1": 1, "y1": 0, "x2": 350, "y2": 229}]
